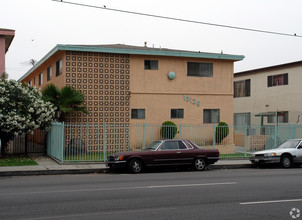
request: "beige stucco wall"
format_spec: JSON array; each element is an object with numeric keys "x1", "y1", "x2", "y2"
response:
[
  {"x1": 20, "y1": 49, "x2": 238, "y2": 152},
  {"x1": 130, "y1": 55, "x2": 234, "y2": 125},
  {"x1": 234, "y1": 64, "x2": 302, "y2": 125}
]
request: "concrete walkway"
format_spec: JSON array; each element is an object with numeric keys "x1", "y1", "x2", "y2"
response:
[{"x1": 0, "y1": 156, "x2": 253, "y2": 176}]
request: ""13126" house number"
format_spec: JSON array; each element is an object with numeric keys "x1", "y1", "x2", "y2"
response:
[{"x1": 184, "y1": 95, "x2": 200, "y2": 107}]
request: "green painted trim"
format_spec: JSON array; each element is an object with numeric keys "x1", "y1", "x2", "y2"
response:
[
  {"x1": 57, "y1": 44, "x2": 244, "y2": 60},
  {"x1": 18, "y1": 44, "x2": 244, "y2": 82}
]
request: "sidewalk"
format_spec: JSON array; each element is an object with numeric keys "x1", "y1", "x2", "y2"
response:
[{"x1": 0, "y1": 156, "x2": 253, "y2": 176}]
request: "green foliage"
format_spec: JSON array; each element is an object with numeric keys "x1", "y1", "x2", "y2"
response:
[
  {"x1": 0, "y1": 77, "x2": 55, "y2": 154},
  {"x1": 160, "y1": 121, "x2": 177, "y2": 139},
  {"x1": 215, "y1": 122, "x2": 229, "y2": 144},
  {"x1": 42, "y1": 84, "x2": 88, "y2": 122}
]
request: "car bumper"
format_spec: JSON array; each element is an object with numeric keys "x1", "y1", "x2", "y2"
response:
[
  {"x1": 250, "y1": 156, "x2": 280, "y2": 164},
  {"x1": 106, "y1": 161, "x2": 127, "y2": 169},
  {"x1": 207, "y1": 157, "x2": 220, "y2": 164}
]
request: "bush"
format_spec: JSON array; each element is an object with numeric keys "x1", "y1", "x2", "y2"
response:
[
  {"x1": 0, "y1": 75, "x2": 55, "y2": 154},
  {"x1": 160, "y1": 121, "x2": 177, "y2": 139},
  {"x1": 215, "y1": 122, "x2": 229, "y2": 144}
]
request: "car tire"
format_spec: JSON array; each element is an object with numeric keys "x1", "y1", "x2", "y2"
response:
[
  {"x1": 128, "y1": 159, "x2": 143, "y2": 173},
  {"x1": 280, "y1": 155, "x2": 293, "y2": 168},
  {"x1": 193, "y1": 158, "x2": 207, "y2": 171}
]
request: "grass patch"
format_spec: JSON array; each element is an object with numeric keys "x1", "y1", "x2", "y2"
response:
[
  {"x1": 0, "y1": 155, "x2": 38, "y2": 166},
  {"x1": 64, "y1": 152, "x2": 106, "y2": 162},
  {"x1": 220, "y1": 153, "x2": 251, "y2": 158}
]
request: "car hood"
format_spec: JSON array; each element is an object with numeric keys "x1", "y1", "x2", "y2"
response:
[
  {"x1": 114, "y1": 150, "x2": 153, "y2": 157},
  {"x1": 253, "y1": 148, "x2": 293, "y2": 155}
]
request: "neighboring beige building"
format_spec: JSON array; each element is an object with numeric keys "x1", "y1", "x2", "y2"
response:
[
  {"x1": 19, "y1": 44, "x2": 244, "y2": 126},
  {"x1": 234, "y1": 60, "x2": 302, "y2": 126}
]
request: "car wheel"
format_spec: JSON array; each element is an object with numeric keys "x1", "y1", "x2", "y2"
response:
[
  {"x1": 280, "y1": 155, "x2": 293, "y2": 168},
  {"x1": 128, "y1": 159, "x2": 143, "y2": 173},
  {"x1": 193, "y1": 158, "x2": 207, "y2": 171}
]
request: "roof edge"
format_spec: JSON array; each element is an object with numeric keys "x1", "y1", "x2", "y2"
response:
[
  {"x1": 18, "y1": 45, "x2": 59, "y2": 82},
  {"x1": 19, "y1": 44, "x2": 244, "y2": 82},
  {"x1": 235, "y1": 60, "x2": 302, "y2": 77},
  {"x1": 57, "y1": 44, "x2": 244, "y2": 61}
]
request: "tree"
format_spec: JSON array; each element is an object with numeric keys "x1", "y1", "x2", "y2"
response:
[
  {"x1": 42, "y1": 84, "x2": 88, "y2": 122},
  {"x1": 0, "y1": 74, "x2": 55, "y2": 154}
]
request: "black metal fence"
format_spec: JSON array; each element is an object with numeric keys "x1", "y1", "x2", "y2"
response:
[{"x1": 5, "y1": 130, "x2": 47, "y2": 155}]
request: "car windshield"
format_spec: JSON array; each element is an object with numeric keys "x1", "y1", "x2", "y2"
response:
[
  {"x1": 277, "y1": 140, "x2": 300, "y2": 149},
  {"x1": 145, "y1": 141, "x2": 162, "y2": 150}
]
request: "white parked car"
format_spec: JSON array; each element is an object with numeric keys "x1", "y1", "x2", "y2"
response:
[{"x1": 250, "y1": 139, "x2": 302, "y2": 168}]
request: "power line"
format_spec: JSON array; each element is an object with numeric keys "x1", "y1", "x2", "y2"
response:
[{"x1": 52, "y1": 0, "x2": 301, "y2": 38}]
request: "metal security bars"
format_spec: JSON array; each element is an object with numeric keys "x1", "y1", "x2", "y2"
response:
[
  {"x1": 6, "y1": 130, "x2": 47, "y2": 155},
  {"x1": 46, "y1": 122, "x2": 302, "y2": 163}
]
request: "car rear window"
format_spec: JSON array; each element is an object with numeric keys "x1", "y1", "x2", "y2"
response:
[{"x1": 178, "y1": 141, "x2": 187, "y2": 149}]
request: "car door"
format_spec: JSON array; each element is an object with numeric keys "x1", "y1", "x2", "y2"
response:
[
  {"x1": 153, "y1": 141, "x2": 180, "y2": 165},
  {"x1": 294, "y1": 143, "x2": 302, "y2": 162},
  {"x1": 175, "y1": 141, "x2": 195, "y2": 164}
]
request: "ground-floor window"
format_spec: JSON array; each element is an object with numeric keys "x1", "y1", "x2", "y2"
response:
[
  {"x1": 268, "y1": 111, "x2": 288, "y2": 123},
  {"x1": 234, "y1": 112, "x2": 251, "y2": 127},
  {"x1": 203, "y1": 109, "x2": 220, "y2": 123},
  {"x1": 171, "y1": 109, "x2": 184, "y2": 119},
  {"x1": 131, "y1": 109, "x2": 145, "y2": 119}
]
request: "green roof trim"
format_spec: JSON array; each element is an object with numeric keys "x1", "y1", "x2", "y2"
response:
[{"x1": 19, "y1": 44, "x2": 244, "y2": 82}]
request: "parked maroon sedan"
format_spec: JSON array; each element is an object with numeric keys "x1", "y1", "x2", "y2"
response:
[{"x1": 107, "y1": 139, "x2": 220, "y2": 173}]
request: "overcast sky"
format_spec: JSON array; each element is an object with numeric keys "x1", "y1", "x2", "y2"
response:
[{"x1": 1, "y1": 0, "x2": 302, "y2": 80}]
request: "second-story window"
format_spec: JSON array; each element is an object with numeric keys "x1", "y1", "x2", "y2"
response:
[
  {"x1": 187, "y1": 62, "x2": 213, "y2": 77},
  {"x1": 47, "y1": 66, "x2": 52, "y2": 81},
  {"x1": 38, "y1": 73, "x2": 43, "y2": 86},
  {"x1": 56, "y1": 59, "x2": 63, "y2": 76},
  {"x1": 144, "y1": 60, "x2": 158, "y2": 70},
  {"x1": 267, "y1": 73, "x2": 288, "y2": 87},
  {"x1": 234, "y1": 79, "x2": 250, "y2": 98}
]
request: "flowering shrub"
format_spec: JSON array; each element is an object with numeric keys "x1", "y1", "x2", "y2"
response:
[{"x1": 0, "y1": 75, "x2": 56, "y2": 154}]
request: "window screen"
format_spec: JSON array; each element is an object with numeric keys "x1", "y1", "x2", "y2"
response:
[{"x1": 187, "y1": 62, "x2": 213, "y2": 77}]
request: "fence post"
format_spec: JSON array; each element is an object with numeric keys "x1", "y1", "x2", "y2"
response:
[
  {"x1": 103, "y1": 123, "x2": 107, "y2": 162},
  {"x1": 61, "y1": 122, "x2": 65, "y2": 162},
  {"x1": 244, "y1": 125, "x2": 247, "y2": 157},
  {"x1": 142, "y1": 123, "x2": 146, "y2": 149},
  {"x1": 274, "y1": 112, "x2": 277, "y2": 148},
  {"x1": 25, "y1": 134, "x2": 28, "y2": 155},
  {"x1": 179, "y1": 123, "x2": 182, "y2": 139},
  {"x1": 213, "y1": 125, "x2": 216, "y2": 149}
]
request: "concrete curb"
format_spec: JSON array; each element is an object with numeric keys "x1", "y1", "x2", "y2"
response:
[
  {"x1": 0, "y1": 164, "x2": 253, "y2": 176},
  {"x1": 210, "y1": 164, "x2": 254, "y2": 170},
  {"x1": 0, "y1": 168, "x2": 109, "y2": 177}
]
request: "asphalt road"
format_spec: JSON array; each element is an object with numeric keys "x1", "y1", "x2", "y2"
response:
[{"x1": 1, "y1": 168, "x2": 302, "y2": 220}]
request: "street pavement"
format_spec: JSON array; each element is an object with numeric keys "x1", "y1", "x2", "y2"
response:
[
  {"x1": 0, "y1": 156, "x2": 253, "y2": 176},
  {"x1": 1, "y1": 168, "x2": 302, "y2": 219}
]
